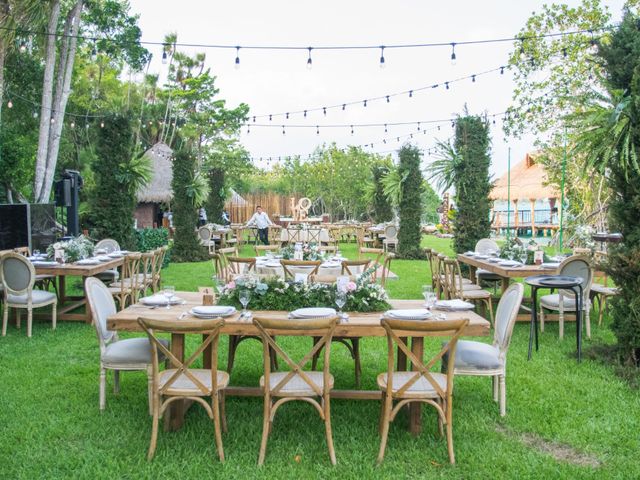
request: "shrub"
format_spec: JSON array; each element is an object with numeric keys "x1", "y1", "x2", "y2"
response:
[
  {"x1": 397, "y1": 145, "x2": 425, "y2": 259},
  {"x1": 135, "y1": 228, "x2": 171, "y2": 267},
  {"x1": 372, "y1": 165, "x2": 394, "y2": 223},
  {"x1": 205, "y1": 167, "x2": 225, "y2": 224}
]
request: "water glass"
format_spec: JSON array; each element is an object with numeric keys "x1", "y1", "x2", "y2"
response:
[
  {"x1": 335, "y1": 290, "x2": 347, "y2": 318},
  {"x1": 239, "y1": 289, "x2": 251, "y2": 319},
  {"x1": 519, "y1": 253, "x2": 527, "y2": 266},
  {"x1": 163, "y1": 285, "x2": 175, "y2": 309}
]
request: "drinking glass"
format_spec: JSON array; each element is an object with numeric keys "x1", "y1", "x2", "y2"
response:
[
  {"x1": 422, "y1": 285, "x2": 433, "y2": 303},
  {"x1": 335, "y1": 290, "x2": 347, "y2": 319},
  {"x1": 163, "y1": 285, "x2": 175, "y2": 309},
  {"x1": 519, "y1": 252, "x2": 527, "y2": 266},
  {"x1": 33, "y1": 249, "x2": 40, "y2": 257},
  {"x1": 239, "y1": 289, "x2": 251, "y2": 319}
]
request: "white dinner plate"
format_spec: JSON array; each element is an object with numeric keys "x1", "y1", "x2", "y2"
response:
[
  {"x1": 541, "y1": 262, "x2": 561, "y2": 269},
  {"x1": 475, "y1": 254, "x2": 488, "y2": 259},
  {"x1": 140, "y1": 295, "x2": 184, "y2": 306},
  {"x1": 76, "y1": 259, "x2": 100, "y2": 265},
  {"x1": 290, "y1": 307, "x2": 337, "y2": 318},
  {"x1": 189, "y1": 306, "x2": 236, "y2": 318},
  {"x1": 264, "y1": 261, "x2": 282, "y2": 268},
  {"x1": 435, "y1": 299, "x2": 475, "y2": 311},
  {"x1": 499, "y1": 260, "x2": 521, "y2": 267},
  {"x1": 320, "y1": 262, "x2": 341, "y2": 268},
  {"x1": 32, "y1": 260, "x2": 59, "y2": 267},
  {"x1": 107, "y1": 253, "x2": 124, "y2": 258},
  {"x1": 464, "y1": 251, "x2": 476, "y2": 256},
  {"x1": 96, "y1": 255, "x2": 112, "y2": 262}
]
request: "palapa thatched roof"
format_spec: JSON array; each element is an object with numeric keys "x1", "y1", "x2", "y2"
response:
[
  {"x1": 137, "y1": 142, "x2": 173, "y2": 203},
  {"x1": 490, "y1": 153, "x2": 559, "y2": 201}
]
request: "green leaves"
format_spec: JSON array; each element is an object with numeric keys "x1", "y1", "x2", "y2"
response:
[
  {"x1": 184, "y1": 170, "x2": 210, "y2": 208},
  {"x1": 115, "y1": 153, "x2": 151, "y2": 194}
]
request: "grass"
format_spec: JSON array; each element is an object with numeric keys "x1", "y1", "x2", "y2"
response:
[{"x1": 1, "y1": 236, "x2": 639, "y2": 479}]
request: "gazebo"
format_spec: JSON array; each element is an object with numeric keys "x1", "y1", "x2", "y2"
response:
[
  {"x1": 489, "y1": 153, "x2": 560, "y2": 236},
  {"x1": 135, "y1": 143, "x2": 173, "y2": 228}
]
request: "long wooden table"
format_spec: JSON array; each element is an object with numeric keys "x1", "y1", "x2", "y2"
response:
[
  {"x1": 35, "y1": 257, "x2": 124, "y2": 323},
  {"x1": 108, "y1": 292, "x2": 489, "y2": 434}
]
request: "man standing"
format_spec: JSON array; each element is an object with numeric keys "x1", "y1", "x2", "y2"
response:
[{"x1": 246, "y1": 205, "x2": 273, "y2": 245}]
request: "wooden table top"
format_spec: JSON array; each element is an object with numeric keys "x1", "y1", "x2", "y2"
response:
[
  {"x1": 34, "y1": 257, "x2": 124, "y2": 276},
  {"x1": 107, "y1": 292, "x2": 490, "y2": 337},
  {"x1": 457, "y1": 254, "x2": 560, "y2": 278}
]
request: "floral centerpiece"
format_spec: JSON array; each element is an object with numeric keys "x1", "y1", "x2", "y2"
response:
[
  {"x1": 499, "y1": 238, "x2": 551, "y2": 264},
  {"x1": 280, "y1": 242, "x2": 325, "y2": 261},
  {"x1": 216, "y1": 267, "x2": 390, "y2": 312},
  {"x1": 46, "y1": 235, "x2": 94, "y2": 263}
]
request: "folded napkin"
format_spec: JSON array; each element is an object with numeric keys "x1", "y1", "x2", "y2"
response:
[
  {"x1": 290, "y1": 307, "x2": 336, "y2": 318},
  {"x1": 191, "y1": 305, "x2": 236, "y2": 316},
  {"x1": 435, "y1": 299, "x2": 475, "y2": 311},
  {"x1": 383, "y1": 309, "x2": 432, "y2": 320}
]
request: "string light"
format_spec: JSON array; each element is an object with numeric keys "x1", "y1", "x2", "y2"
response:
[
  {"x1": 282, "y1": 125, "x2": 285, "y2": 135},
  {"x1": 384, "y1": 124, "x2": 388, "y2": 133},
  {"x1": 286, "y1": 112, "x2": 289, "y2": 119},
  {"x1": 342, "y1": 104, "x2": 346, "y2": 111},
  {"x1": 7, "y1": 100, "x2": 12, "y2": 108},
  {"x1": 306, "y1": 47, "x2": 313, "y2": 69},
  {"x1": 100, "y1": 121, "x2": 105, "y2": 128},
  {"x1": 323, "y1": 107, "x2": 327, "y2": 115},
  {"x1": 363, "y1": 99, "x2": 367, "y2": 107},
  {"x1": 50, "y1": 117, "x2": 55, "y2": 124},
  {"x1": 235, "y1": 46, "x2": 240, "y2": 69},
  {"x1": 445, "y1": 81, "x2": 449, "y2": 90},
  {"x1": 472, "y1": 74, "x2": 476, "y2": 83},
  {"x1": 386, "y1": 95, "x2": 390, "y2": 103},
  {"x1": 70, "y1": 121, "x2": 75, "y2": 128},
  {"x1": 450, "y1": 43, "x2": 457, "y2": 65},
  {"x1": 162, "y1": 49, "x2": 168, "y2": 64},
  {"x1": 379, "y1": 46, "x2": 385, "y2": 68},
  {"x1": 350, "y1": 125, "x2": 354, "y2": 135},
  {"x1": 316, "y1": 125, "x2": 319, "y2": 135}
]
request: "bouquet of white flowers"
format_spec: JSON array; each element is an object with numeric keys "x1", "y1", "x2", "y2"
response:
[{"x1": 46, "y1": 235, "x2": 94, "y2": 263}]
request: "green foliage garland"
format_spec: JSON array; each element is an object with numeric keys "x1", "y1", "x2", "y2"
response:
[
  {"x1": 452, "y1": 115, "x2": 492, "y2": 254},
  {"x1": 171, "y1": 145, "x2": 209, "y2": 262},
  {"x1": 135, "y1": 227, "x2": 171, "y2": 267},
  {"x1": 397, "y1": 145, "x2": 424, "y2": 259},
  {"x1": 89, "y1": 114, "x2": 137, "y2": 249}
]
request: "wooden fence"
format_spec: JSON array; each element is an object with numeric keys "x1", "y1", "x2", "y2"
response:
[{"x1": 226, "y1": 192, "x2": 301, "y2": 224}]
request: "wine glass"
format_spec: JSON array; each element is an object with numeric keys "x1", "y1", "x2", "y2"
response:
[
  {"x1": 239, "y1": 289, "x2": 251, "y2": 320},
  {"x1": 335, "y1": 290, "x2": 347, "y2": 320},
  {"x1": 519, "y1": 252, "x2": 527, "y2": 266},
  {"x1": 422, "y1": 285, "x2": 433, "y2": 304},
  {"x1": 163, "y1": 285, "x2": 175, "y2": 309}
]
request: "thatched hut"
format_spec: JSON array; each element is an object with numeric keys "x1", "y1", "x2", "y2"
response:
[
  {"x1": 489, "y1": 153, "x2": 560, "y2": 235},
  {"x1": 135, "y1": 143, "x2": 173, "y2": 228}
]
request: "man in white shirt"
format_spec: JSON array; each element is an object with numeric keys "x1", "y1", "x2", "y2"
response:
[{"x1": 246, "y1": 205, "x2": 273, "y2": 244}]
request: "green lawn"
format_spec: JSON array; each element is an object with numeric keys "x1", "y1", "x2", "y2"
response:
[{"x1": 1, "y1": 236, "x2": 639, "y2": 479}]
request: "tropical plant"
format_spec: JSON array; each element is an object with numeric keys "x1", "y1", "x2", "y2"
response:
[
  {"x1": 397, "y1": 144, "x2": 424, "y2": 259},
  {"x1": 205, "y1": 167, "x2": 225, "y2": 224},
  {"x1": 426, "y1": 139, "x2": 462, "y2": 193},
  {"x1": 371, "y1": 165, "x2": 394, "y2": 222}
]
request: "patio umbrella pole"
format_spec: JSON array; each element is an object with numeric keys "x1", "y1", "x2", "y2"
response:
[{"x1": 559, "y1": 127, "x2": 567, "y2": 251}]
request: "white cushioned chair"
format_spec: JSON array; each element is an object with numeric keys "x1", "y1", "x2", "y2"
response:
[
  {"x1": 444, "y1": 283, "x2": 524, "y2": 416},
  {"x1": 539, "y1": 255, "x2": 593, "y2": 340},
  {"x1": 94, "y1": 238, "x2": 121, "y2": 283},
  {"x1": 474, "y1": 238, "x2": 503, "y2": 288},
  {"x1": 1, "y1": 252, "x2": 57, "y2": 338},
  {"x1": 85, "y1": 277, "x2": 167, "y2": 413}
]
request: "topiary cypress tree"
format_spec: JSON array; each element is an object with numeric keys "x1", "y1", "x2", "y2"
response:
[
  {"x1": 90, "y1": 115, "x2": 137, "y2": 249},
  {"x1": 205, "y1": 167, "x2": 225, "y2": 224},
  {"x1": 171, "y1": 145, "x2": 208, "y2": 262},
  {"x1": 372, "y1": 165, "x2": 394, "y2": 223},
  {"x1": 452, "y1": 115, "x2": 492, "y2": 254},
  {"x1": 397, "y1": 145, "x2": 424, "y2": 258}
]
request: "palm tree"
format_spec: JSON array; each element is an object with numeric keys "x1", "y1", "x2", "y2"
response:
[{"x1": 425, "y1": 138, "x2": 462, "y2": 193}]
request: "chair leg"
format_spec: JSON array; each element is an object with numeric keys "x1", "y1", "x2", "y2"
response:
[
  {"x1": 487, "y1": 297, "x2": 494, "y2": 325},
  {"x1": 539, "y1": 307, "x2": 545, "y2": 333},
  {"x1": 147, "y1": 366, "x2": 153, "y2": 415},
  {"x1": 585, "y1": 301, "x2": 591, "y2": 339},
  {"x1": 376, "y1": 394, "x2": 392, "y2": 465},
  {"x1": 324, "y1": 394, "x2": 337, "y2": 465},
  {"x1": 51, "y1": 301, "x2": 57, "y2": 330},
  {"x1": 311, "y1": 337, "x2": 321, "y2": 371},
  {"x1": 445, "y1": 400, "x2": 455, "y2": 464},
  {"x1": 114, "y1": 370, "x2": 120, "y2": 394},
  {"x1": 559, "y1": 307, "x2": 564, "y2": 340},
  {"x1": 27, "y1": 307, "x2": 33, "y2": 338},
  {"x1": 16, "y1": 309, "x2": 21, "y2": 329},
  {"x1": 258, "y1": 396, "x2": 271, "y2": 466},
  {"x1": 220, "y1": 391, "x2": 228, "y2": 433},
  {"x1": 499, "y1": 374, "x2": 506, "y2": 417},
  {"x1": 212, "y1": 392, "x2": 225, "y2": 462},
  {"x1": 148, "y1": 395, "x2": 160, "y2": 461},
  {"x1": 437, "y1": 398, "x2": 444, "y2": 437},
  {"x1": 352, "y1": 338, "x2": 361, "y2": 388},
  {"x1": 492, "y1": 375, "x2": 499, "y2": 402},
  {"x1": 227, "y1": 335, "x2": 238, "y2": 373},
  {"x1": 598, "y1": 296, "x2": 606, "y2": 326},
  {"x1": 99, "y1": 367, "x2": 107, "y2": 411},
  {"x1": 2, "y1": 304, "x2": 8, "y2": 336}
]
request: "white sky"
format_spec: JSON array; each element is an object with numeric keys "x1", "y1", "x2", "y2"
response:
[{"x1": 128, "y1": 0, "x2": 627, "y2": 183}]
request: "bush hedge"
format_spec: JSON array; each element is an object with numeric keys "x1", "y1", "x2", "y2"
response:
[
  {"x1": 135, "y1": 228, "x2": 171, "y2": 267},
  {"x1": 397, "y1": 145, "x2": 425, "y2": 259}
]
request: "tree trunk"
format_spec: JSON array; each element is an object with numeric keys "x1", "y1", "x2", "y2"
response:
[
  {"x1": 38, "y1": 0, "x2": 83, "y2": 203},
  {"x1": 33, "y1": 0, "x2": 61, "y2": 201},
  {"x1": 0, "y1": 0, "x2": 8, "y2": 120}
]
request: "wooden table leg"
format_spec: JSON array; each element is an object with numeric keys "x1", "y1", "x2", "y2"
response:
[
  {"x1": 501, "y1": 277, "x2": 510, "y2": 294},
  {"x1": 203, "y1": 334, "x2": 212, "y2": 369},
  {"x1": 469, "y1": 266, "x2": 477, "y2": 284},
  {"x1": 166, "y1": 333, "x2": 185, "y2": 432},
  {"x1": 396, "y1": 337, "x2": 408, "y2": 371},
  {"x1": 409, "y1": 337, "x2": 424, "y2": 436},
  {"x1": 58, "y1": 276, "x2": 67, "y2": 303}
]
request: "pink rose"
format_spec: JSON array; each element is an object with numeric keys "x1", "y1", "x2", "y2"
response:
[
  {"x1": 346, "y1": 281, "x2": 357, "y2": 292},
  {"x1": 226, "y1": 281, "x2": 236, "y2": 289}
]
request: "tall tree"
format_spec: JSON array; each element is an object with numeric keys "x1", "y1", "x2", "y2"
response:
[
  {"x1": 570, "y1": 11, "x2": 640, "y2": 364},
  {"x1": 205, "y1": 167, "x2": 225, "y2": 225},
  {"x1": 371, "y1": 165, "x2": 394, "y2": 223},
  {"x1": 452, "y1": 115, "x2": 492, "y2": 254},
  {"x1": 397, "y1": 144, "x2": 424, "y2": 259}
]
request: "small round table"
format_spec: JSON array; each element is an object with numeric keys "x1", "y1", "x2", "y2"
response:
[{"x1": 525, "y1": 274, "x2": 584, "y2": 363}]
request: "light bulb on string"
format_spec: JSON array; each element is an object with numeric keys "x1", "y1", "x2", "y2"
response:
[
  {"x1": 386, "y1": 95, "x2": 390, "y2": 103},
  {"x1": 7, "y1": 100, "x2": 12, "y2": 109},
  {"x1": 588, "y1": 32, "x2": 598, "y2": 55},
  {"x1": 379, "y1": 46, "x2": 385, "y2": 68},
  {"x1": 162, "y1": 50, "x2": 168, "y2": 64},
  {"x1": 417, "y1": 122, "x2": 421, "y2": 131},
  {"x1": 323, "y1": 107, "x2": 327, "y2": 116},
  {"x1": 286, "y1": 112, "x2": 289, "y2": 119},
  {"x1": 235, "y1": 46, "x2": 240, "y2": 69},
  {"x1": 306, "y1": 47, "x2": 313, "y2": 69},
  {"x1": 342, "y1": 104, "x2": 346, "y2": 111},
  {"x1": 282, "y1": 125, "x2": 285, "y2": 135},
  {"x1": 409, "y1": 90, "x2": 413, "y2": 98},
  {"x1": 471, "y1": 74, "x2": 476, "y2": 83},
  {"x1": 100, "y1": 121, "x2": 105, "y2": 128},
  {"x1": 445, "y1": 81, "x2": 449, "y2": 90},
  {"x1": 363, "y1": 99, "x2": 367, "y2": 107},
  {"x1": 50, "y1": 117, "x2": 55, "y2": 124},
  {"x1": 500, "y1": 66, "x2": 505, "y2": 75},
  {"x1": 450, "y1": 43, "x2": 457, "y2": 65},
  {"x1": 269, "y1": 114, "x2": 272, "y2": 121},
  {"x1": 316, "y1": 125, "x2": 319, "y2": 135},
  {"x1": 304, "y1": 110, "x2": 307, "y2": 118},
  {"x1": 246, "y1": 126, "x2": 250, "y2": 134},
  {"x1": 19, "y1": 41, "x2": 27, "y2": 53},
  {"x1": 350, "y1": 125, "x2": 354, "y2": 135}
]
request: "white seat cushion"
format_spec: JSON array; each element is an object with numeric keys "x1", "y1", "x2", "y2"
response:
[
  {"x1": 377, "y1": 371, "x2": 447, "y2": 398},
  {"x1": 540, "y1": 293, "x2": 582, "y2": 311},
  {"x1": 260, "y1": 371, "x2": 333, "y2": 396},
  {"x1": 7, "y1": 290, "x2": 56, "y2": 305},
  {"x1": 453, "y1": 340, "x2": 502, "y2": 370},
  {"x1": 102, "y1": 337, "x2": 168, "y2": 364},
  {"x1": 590, "y1": 284, "x2": 617, "y2": 296}
]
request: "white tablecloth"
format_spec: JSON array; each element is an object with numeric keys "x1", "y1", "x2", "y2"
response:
[
  {"x1": 279, "y1": 228, "x2": 331, "y2": 243},
  {"x1": 255, "y1": 259, "x2": 341, "y2": 279}
]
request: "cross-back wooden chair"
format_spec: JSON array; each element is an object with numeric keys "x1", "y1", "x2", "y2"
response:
[
  {"x1": 108, "y1": 253, "x2": 142, "y2": 310},
  {"x1": 444, "y1": 258, "x2": 494, "y2": 324},
  {"x1": 254, "y1": 244, "x2": 280, "y2": 256},
  {"x1": 377, "y1": 317, "x2": 469, "y2": 465},
  {"x1": 280, "y1": 260, "x2": 321, "y2": 281},
  {"x1": 150, "y1": 247, "x2": 167, "y2": 293},
  {"x1": 590, "y1": 251, "x2": 617, "y2": 326},
  {"x1": 286, "y1": 227, "x2": 302, "y2": 245},
  {"x1": 327, "y1": 226, "x2": 341, "y2": 247},
  {"x1": 379, "y1": 252, "x2": 395, "y2": 287},
  {"x1": 306, "y1": 227, "x2": 323, "y2": 244},
  {"x1": 425, "y1": 248, "x2": 437, "y2": 289},
  {"x1": 212, "y1": 247, "x2": 238, "y2": 283},
  {"x1": 227, "y1": 257, "x2": 256, "y2": 279},
  {"x1": 355, "y1": 226, "x2": 375, "y2": 249},
  {"x1": 137, "y1": 252, "x2": 157, "y2": 297},
  {"x1": 358, "y1": 246, "x2": 383, "y2": 264},
  {"x1": 253, "y1": 315, "x2": 339, "y2": 466},
  {"x1": 341, "y1": 259, "x2": 371, "y2": 276},
  {"x1": 318, "y1": 245, "x2": 337, "y2": 254},
  {"x1": 138, "y1": 316, "x2": 228, "y2": 462}
]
